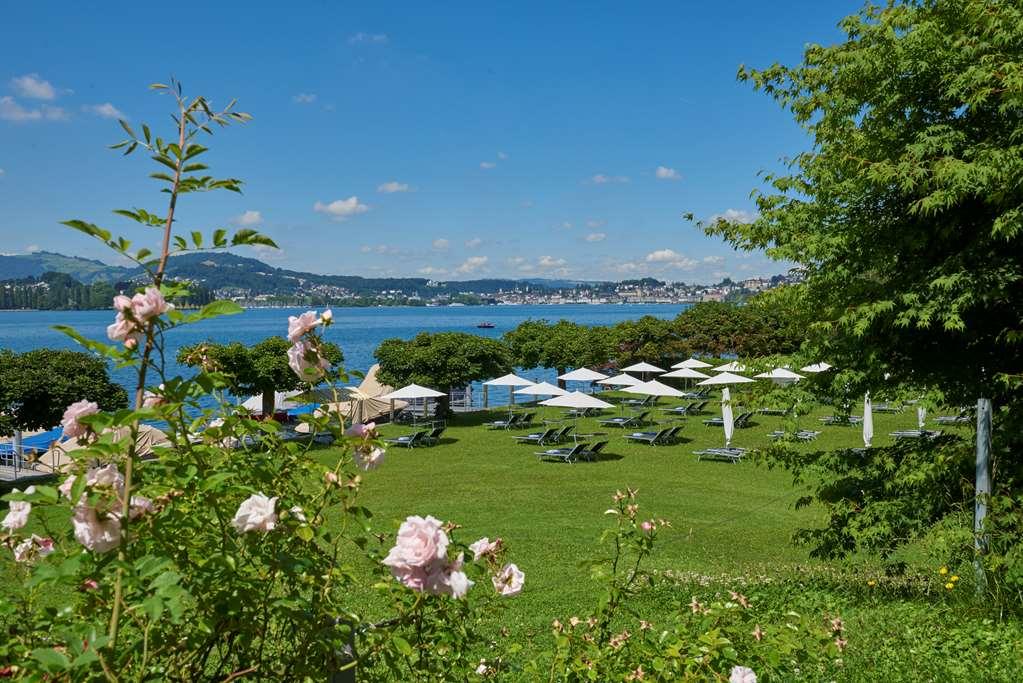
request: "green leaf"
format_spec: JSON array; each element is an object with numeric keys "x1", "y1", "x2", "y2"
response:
[
  {"x1": 392, "y1": 636, "x2": 413, "y2": 656},
  {"x1": 118, "y1": 119, "x2": 136, "y2": 140},
  {"x1": 31, "y1": 648, "x2": 70, "y2": 672},
  {"x1": 191, "y1": 231, "x2": 203, "y2": 248},
  {"x1": 142, "y1": 595, "x2": 164, "y2": 621},
  {"x1": 61, "y1": 219, "x2": 111, "y2": 242}
]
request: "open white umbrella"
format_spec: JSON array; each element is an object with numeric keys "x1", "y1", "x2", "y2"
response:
[
  {"x1": 863, "y1": 393, "x2": 874, "y2": 447},
  {"x1": 673, "y1": 358, "x2": 712, "y2": 369},
  {"x1": 621, "y1": 379, "x2": 686, "y2": 398},
  {"x1": 713, "y1": 361, "x2": 746, "y2": 372},
  {"x1": 622, "y1": 362, "x2": 666, "y2": 374},
  {"x1": 801, "y1": 362, "x2": 833, "y2": 373},
  {"x1": 558, "y1": 368, "x2": 609, "y2": 382},
  {"x1": 754, "y1": 368, "x2": 805, "y2": 381},
  {"x1": 697, "y1": 372, "x2": 755, "y2": 387},
  {"x1": 539, "y1": 391, "x2": 615, "y2": 410},
  {"x1": 722, "y1": 387, "x2": 735, "y2": 447},
  {"x1": 597, "y1": 373, "x2": 642, "y2": 387},
  {"x1": 661, "y1": 367, "x2": 711, "y2": 380},
  {"x1": 484, "y1": 373, "x2": 535, "y2": 409},
  {"x1": 381, "y1": 384, "x2": 447, "y2": 422},
  {"x1": 514, "y1": 381, "x2": 568, "y2": 397}
]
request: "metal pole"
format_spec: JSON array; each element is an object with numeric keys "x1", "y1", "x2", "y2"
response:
[
  {"x1": 974, "y1": 398, "x2": 992, "y2": 595},
  {"x1": 13, "y1": 430, "x2": 23, "y2": 476}
]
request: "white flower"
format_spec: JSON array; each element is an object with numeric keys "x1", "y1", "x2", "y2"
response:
[
  {"x1": 289, "y1": 505, "x2": 307, "y2": 522},
  {"x1": 232, "y1": 493, "x2": 278, "y2": 533},
  {"x1": 72, "y1": 504, "x2": 122, "y2": 553},
  {"x1": 730, "y1": 666, "x2": 757, "y2": 683},
  {"x1": 2, "y1": 486, "x2": 34, "y2": 531},
  {"x1": 468, "y1": 537, "x2": 499, "y2": 561},
  {"x1": 492, "y1": 562, "x2": 525, "y2": 597}
]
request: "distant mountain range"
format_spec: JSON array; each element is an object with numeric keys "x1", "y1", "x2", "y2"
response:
[{"x1": 0, "y1": 250, "x2": 610, "y2": 296}]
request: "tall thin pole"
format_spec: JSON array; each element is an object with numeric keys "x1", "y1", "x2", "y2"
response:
[{"x1": 974, "y1": 398, "x2": 992, "y2": 595}]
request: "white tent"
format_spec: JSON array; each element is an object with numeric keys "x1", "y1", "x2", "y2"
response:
[
  {"x1": 713, "y1": 361, "x2": 746, "y2": 372},
  {"x1": 483, "y1": 373, "x2": 534, "y2": 408},
  {"x1": 661, "y1": 367, "x2": 711, "y2": 380},
  {"x1": 621, "y1": 380, "x2": 686, "y2": 398},
  {"x1": 539, "y1": 391, "x2": 615, "y2": 410},
  {"x1": 673, "y1": 358, "x2": 712, "y2": 369},
  {"x1": 722, "y1": 387, "x2": 735, "y2": 447},
  {"x1": 558, "y1": 368, "x2": 609, "y2": 382},
  {"x1": 514, "y1": 381, "x2": 568, "y2": 397},
  {"x1": 754, "y1": 368, "x2": 805, "y2": 381},
  {"x1": 801, "y1": 362, "x2": 833, "y2": 373},
  {"x1": 863, "y1": 393, "x2": 874, "y2": 448},
  {"x1": 596, "y1": 373, "x2": 642, "y2": 387},
  {"x1": 697, "y1": 372, "x2": 755, "y2": 386},
  {"x1": 380, "y1": 384, "x2": 447, "y2": 422},
  {"x1": 622, "y1": 362, "x2": 666, "y2": 374}
]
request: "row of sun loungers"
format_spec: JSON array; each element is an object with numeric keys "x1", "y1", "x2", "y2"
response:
[
  {"x1": 383, "y1": 426, "x2": 447, "y2": 448},
  {"x1": 703, "y1": 411, "x2": 755, "y2": 429},
  {"x1": 624, "y1": 425, "x2": 684, "y2": 446},
  {"x1": 768, "y1": 429, "x2": 821, "y2": 441},
  {"x1": 661, "y1": 401, "x2": 709, "y2": 416},
  {"x1": 535, "y1": 441, "x2": 608, "y2": 464},
  {"x1": 599, "y1": 411, "x2": 650, "y2": 428},
  {"x1": 692, "y1": 447, "x2": 749, "y2": 463}
]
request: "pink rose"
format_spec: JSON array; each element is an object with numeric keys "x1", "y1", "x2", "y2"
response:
[
  {"x1": 730, "y1": 666, "x2": 757, "y2": 683},
  {"x1": 61, "y1": 400, "x2": 99, "y2": 440},
  {"x1": 2, "y1": 486, "x2": 34, "y2": 531},
  {"x1": 112, "y1": 294, "x2": 133, "y2": 313},
  {"x1": 383, "y1": 515, "x2": 449, "y2": 571},
  {"x1": 86, "y1": 464, "x2": 124, "y2": 493},
  {"x1": 345, "y1": 422, "x2": 376, "y2": 438},
  {"x1": 469, "y1": 537, "x2": 500, "y2": 561},
  {"x1": 131, "y1": 286, "x2": 173, "y2": 321},
  {"x1": 232, "y1": 493, "x2": 278, "y2": 533},
  {"x1": 287, "y1": 310, "x2": 320, "y2": 342},
  {"x1": 81, "y1": 578, "x2": 100, "y2": 591},
  {"x1": 287, "y1": 340, "x2": 330, "y2": 382},
  {"x1": 106, "y1": 312, "x2": 142, "y2": 346},
  {"x1": 641, "y1": 520, "x2": 654, "y2": 533},
  {"x1": 13, "y1": 534, "x2": 53, "y2": 563},
  {"x1": 129, "y1": 496, "x2": 154, "y2": 520},
  {"x1": 353, "y1": 446, "x2": 385, "y2": 471},
  {"x1": 492, "y1": 563, "x2": 525, "y2": 597},
  {"x1": 58, "y1": 475, "x2": 76, "y2": 500},
  {"x1": 423, "y1": 552, "x2": 473, "y2": 599},
  {"x1": 72, "y1": 504, "x2": 122, "y2": 553}
]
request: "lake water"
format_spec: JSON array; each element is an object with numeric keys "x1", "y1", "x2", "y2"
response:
[{"x1": 0, "y1": 304, "x2": 688, "y2": 408}]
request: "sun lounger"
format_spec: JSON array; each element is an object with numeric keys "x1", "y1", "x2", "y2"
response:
[
  {"x1": 551, "y1": 425, "x2": 575, "y2": 443},
  {"x1": 598, "y1": 411, "x2": 650, "y2": 428},
  {"x1": 422, "y1": 426, "x2": 446, "y2": 446},
  {"x1": 621, "y1": 395, "x2": 655, "y2": 409},
  {"x1": 535, "y1": 443, "x2": 589, "y2": 464},
  {"x1": 485, "y1": 413, "x2": 522, "y2": 430},
  {"x1": 384, "y1": 430, "x2": 428, "y2": 448},
  {"x1": 693, "y1": 447, "x2": 748, "y2": 463},
  {"x1": 624, "y1": 425, "x2": 682, "y2": 446},
  {"x1": 513, "y1": 428, "x2": 558, "y2": 445},
  {"x1": 890, "y1": 429, "x2": 943, "y2": 439},
  {"x1": 680, "y1": 389, "x2": 710, "y2": 400},
  {"x1": 935, "y1": 409, "x2": 970, "y2": 425},
  {"x1": 819, "y1": 415, "x2": 863, "y2": 426},
  {"x1": 758, "y1": 407, "x2": 789, "y2": 416},
  {"x1": 565, "y1": 407, "x2": 602, "y2": 418},
  {"x1": 873, "y1": 403, "x2": 902, "y2": 413},
  {"x1": 769, "y1": 429, "x2": 821, "y2": 441},
  {"x1": 579, "y1": 441, "x2": 608, "y2": 461},
  {"x1": 703, "y1": 411, "x2": 754, "y2": 428},
  {"x1": 515, "y1": 412, "x2": 537, "y2": 428},
  {"x1": 661, "y1": 402, "x2": 696, "y2": 416}
]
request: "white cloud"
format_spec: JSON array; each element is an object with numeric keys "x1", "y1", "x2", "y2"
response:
[
  {"x1": 708, "y1": 208, "x2": 756, "y2": 224},
  {"x1": 377, "y1": 180, "x2": 410, "y2": 193},
  {"x1": 586, "y1": 219, "x2": 605, "y2": 229},
  {"x1": 585, "y1": 232, "x2": 606, "y2": 243},
  {"x1": 349, "y1": 32, "x2": 389, "y2": 44},
  {"x1": 589, "y1": 173, "x2": 629, "y2": 184},
  {"x1": 655, "y1": 165, "x2": 681, "y2": 181},
  {"x1": 465, "y1": 237, "x2": 483, "y2": 249},
  {"x1": 292, "y1": 93, "x2": 317, "y2": 104},
  {"x1": 538, "y1": 255, "x2": 567, "y2": 269},
  {"x1": 10, "y1": 74, "x2": 56, "y2": 100},
  {"x1": 418, "y1": 266, "x2": 448, "y2": 276},
  {"x1": 360, "y1": 244, "x2": 399, "y2": 255},
  {"x1": 506, "y1": 256, "x2": 526, "y2": 266},
  {"x1": 455, "y1": 255, "x2": 488, "y2": 274},
  {"x1": 479, "y1": 161, "x2": 496, "y2": 169},
  {"x1": 83, "y1": 102, "x2": 126, "y2": 119},
  {"x1": 25, "y1": 244, "x2": 40, "y2": 253},
  {"x1": 611, "y1": 261, "x2": 640, "y2": 274},
  {"x1": 645, "y1": 248, "x2": 698, "y2": 269},
  {"x1": 702, "y1": 255, "x2": 726, "y2": 265},
  {"x1": 313, "y1": 196, "x2": 369, "y2": 221},
  {"x1": 497, "y1": 151, "x2": 508, "y2": 160},
  {"x1": 0, "y1": 97, "x2": 67, "y2": 122},
  {"x1": 432, "y1": 238, "x2": 450, "y2": 251},
  {"x1": 232, "y1": 210, "x2": 262, "y2": 227}
]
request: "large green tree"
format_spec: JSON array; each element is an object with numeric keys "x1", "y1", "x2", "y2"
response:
[
  {"x1": 672, "y1": 300, "x2": 803, "y2": 358},
  {"x1": 178, "y1": 337, "x2": 342, "y2": 417},
  {"x1": 375, "y1": 332, "x2": 512, "y2": 415},
  {"x1": 0, "y1": 348, "x2": 128, "y2": 436},
  {"x1": 706, "y1": 0, "x2": 1023, "y2": 576},
  {"x1": 503, "y1": 320, "x2": 610, "y2": 387}
]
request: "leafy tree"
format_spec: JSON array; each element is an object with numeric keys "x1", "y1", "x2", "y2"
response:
[
  {"x1": 375, "y1": 332, "x2": 512, "y2": 415},
  {"x1": 706, "y1": 0, "x2": 1023, "y2": 584},
  {"x1": 178, "y1": 336, "x2": 342, "y2": 417},
  {"x1": 0, "y1": 348, "x2": 127, "y2": 436},
  {"x1": 503, "y1": 320, "x2": 610, "y2": 387},
  {"x1": 607, "y1": 315, "x2": 686, "y2": 368},
  {"x1": 673, "y1": 300, "x2": 803, "y2": 358}
]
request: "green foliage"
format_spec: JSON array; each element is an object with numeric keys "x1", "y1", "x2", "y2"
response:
[
  {"x1": 0, "y1": 349, "x2": 127, "y2": 436},
  {"x1": 504, "y1": 319, "x2": 611, "y2": 376},
  {"x1": 673, "y1": 300, "x2": 803, "y2": 358}
]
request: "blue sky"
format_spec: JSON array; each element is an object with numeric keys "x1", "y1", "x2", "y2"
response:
[{"x1": 0, "y1": 1, "x2": 859, "y2": 283}]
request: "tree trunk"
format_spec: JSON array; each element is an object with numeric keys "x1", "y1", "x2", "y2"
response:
[
  {"x1": 556, "y1": 367, "x2": 567, "y2": 390},
  {"x1": 437, "y1": 391, "x2": 451, "y2": 418},
  {"x1": 262, "y1": 389, "x2": 275, "y2": 419}
]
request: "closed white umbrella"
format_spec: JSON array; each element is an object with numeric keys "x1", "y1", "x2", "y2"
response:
[
  {"x1": 713, "y1": 361, "x2": 746, "y2": 372},
  {"x1": 801, "y1": 362, "x2": 833, "y2": 373},
  {"x1": 661, "y1": 367, "x2": 711, "y2": 380},
  {"x1": 484, "y1": 373, "x2": 535, "y2": 408},
  {"x1": 863, "y1": 392, "x2": 874, "y2": 447},
  {"x1": 621, "y1": 380, "x2": 686, "y2": 398},
  {"x1": 558, "y1": 368, "x2": 609, "y2": 382},
  {"x1": 514, "y1": 381, "x2": 568, "y2": 397},
  {"x1": 917, "y1": 405, "x2": 926, "y2": 429},
  {"x1": 622, "y1": 362, "x2": 666, "y2": 374},
  {"x1": 597, "y1": 373, "x2": 642, "y2": 387},
  {"x1": 697, "y1": 372, "x2": 755, "y2": 386},
  {"x1": 539, "y1": 391, "x2": 615, "y2": 410},
  {"x1": 673, "y1": 358, "x2": 712, "y2": 369},
  {"x1": 722, "y1": 387, "x2": 735, "y2": 447}
]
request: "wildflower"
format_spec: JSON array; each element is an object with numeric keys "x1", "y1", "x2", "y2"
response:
[
  {"x1": 951, "y1": 575, "x2": 959, "y2": 583},
  {"x1": 752, "y1": 624, "x2": 764, "y2": 642},
  {"x1": 324, "y1": 471, "x2": 339, "y2": 486},
  {"x1": 830, "y1": 616, "x2": 844, "y2": 633},
  {"x1": 639, "y1": 619, "x2": 652, "y2": 631},
  {"x1": 492, "y1": 562, "x2": 525, "y2": 597},
  {"x1": 612, "y1": 490, "x2": 626, "y2": 502},
  {"x1": 834, "y1": 636, "x2": 847, "y2": 652},
  {"x1": 626, "y1": 665, "x2": 646, "y2": 681},
  {"x1": 231, "y1": 493, "x2": 278, "y2": 534},
  {"x1": 609, "y1": 630, "x2": 631, "y2": 649},
  {"x1": 551, "y1": 619, "x2": 563, "y2": 633},
  {"x1": 80, "y1": 579, "x2": 99, "y2": 592},
  {"x1": 289, "y1": 506, "x2": 307, "y2": 523},
  {"x1": 640, "y1": 520, "x2": 655, "y2": 533},
  {"x1": 469, "y1": 536, "x2": 501, "y2": 561},
  {"x1": 945, "y1": 582, "x2": 954, "y2": 590},
  {"x1": 689, "y1": 596, "x2": 703, "y2": 614},
  {"x1": 729, "y1": 591, "x2": 750, "y2": 608},
  {"x1": 129, "y1": 496, "x2": 154, "y2": 520},
  {"x1": 730, "y1": 665, "x2": 757, "y2": 683},
  {"x1": 1, "y1": 486, "x2": 34, "y2": 531},
  {"x1": 867, "y1": 579, "x2": 877, "y2": 587},
  {"x1": 353, "y1": 446, "x2": 385, "y2": 471},
  {"x1": 61, "y1": 400, "x2": 99, "y2": 440},
  {"x1": 320, "y1": 309, "x2": 333, "y2": 325},
  {"x1": 626, "y1": 504, "x2": 638, "y2": 518},
  {"x1": 569, "y1": 616, "x2": 581, "y2": 628},
  {"x1": 939, "y1": 566, "x2": 948, "y2": 576}
]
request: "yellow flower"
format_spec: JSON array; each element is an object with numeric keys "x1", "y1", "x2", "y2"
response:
[
  {"x1": 867, "y1": 579, "x2": 877, "y2": 587},
  {"x1": 945, "y1": 582, "x2": 954, "y2": 590},
  {"x1": 951, "y1": 575, "x2": 959, "y2": 582},
  {"x1": 939, "y1": 566, "x2": 949, "y2": 576}
]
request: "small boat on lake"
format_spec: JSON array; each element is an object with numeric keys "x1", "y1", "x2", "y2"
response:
[{"x1": 476, "y1": 322, "x2": 496, "y2": 329}]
